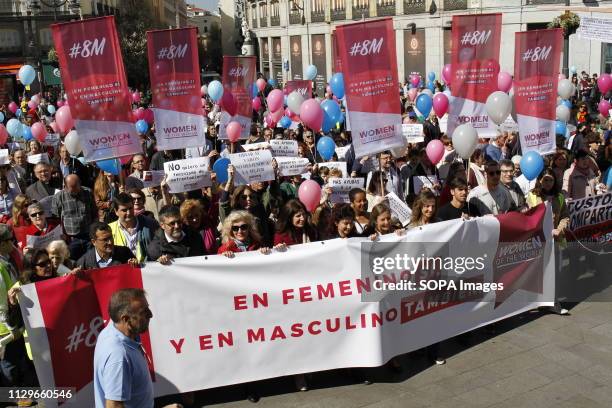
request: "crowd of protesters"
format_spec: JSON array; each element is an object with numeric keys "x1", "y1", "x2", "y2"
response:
[{"x1": 0, "y1": 69, "x2": 610, "y2": 406}]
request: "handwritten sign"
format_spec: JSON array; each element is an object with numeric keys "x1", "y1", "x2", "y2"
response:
[
  {"x1": 243, "y1": 142, "x2": 270, "y2": 152},
  {"x1": 229, "y1": 150, "x2": 275, "y2": 186},
  {"x1": 45, "y1": 133, "x2": 61, "y2": 147},
  {"x1": 413, "y1": 175, "x2": 439, "y2": 195},
  {"x1": 26, "y1": 225, "x2": 63, "y2": 249},
  {"x1": 164, "y1": 157, "x2": 212, "y2": 193},
  {"x1": 276, "y1": 157, "x2": 310, "y2": 177},
  {"x1": 27, "y1": 153, "x2": 50, "y2": 165},
  {"x1": 270, "y1": 140, "x2": 298, "y2": 157},
  {"x1": 319, "y1": 161, "x2": 348, "y2": 177},
  {"x1": 386, "y1": 192, "x2": 412, "y2": 227},
  {"x1": 141, "y1": 170, "x2": 166, "y2": 188},
  {"x1": 403, "y1": 124, "x2": 424, "y2": 144},
  {"x1": 328, "y1": 178, "x2": 364, "y2": 204}
]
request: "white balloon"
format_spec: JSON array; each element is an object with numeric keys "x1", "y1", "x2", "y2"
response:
[
  {"x1": 485, "y1": 91, "x2": 512, "y2": 125},
  {"x1": 287, "y1": 91, "x2": 304, "y2": 115},
  {"x1": 509, "y1": 93, "x2": 517, "y2": 122},
  {"x1": 556, "y1": 105, "x2": 570, "y2": 122},
  {"x1": 420, "y1": 89, "x2": 433, "y2": 98},
  {"x1": 452, "y1": 123, "x2": 478, "y2": 159},
  {"x1": 65, "y1": 130, "x2": 82, "y2": 155},
  {"x1": 558, "y1": 79, "x2": 573, "y2": 99}
]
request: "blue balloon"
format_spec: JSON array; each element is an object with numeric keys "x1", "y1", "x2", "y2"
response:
[
  {"x1": 555, "y1": 120, "x2": 567, "y2": 136},
  {"x1": 561, "y1": 99, "x2": 572, "y2": 109},
  {"x1": 6, "y1": 119, "x2": 21, "y2": 137},
  {"x1": 268, "y1": 78, "x2": 277, "y2": 87},
  {"x1": 0, "y1": 111, "x2": 4, "y2": 122},
  {"x1": 428, "y1": 71, "x2": 436, "y2": 82},
  {"x1": 252, "y1": 83, "x2": 258, "y2": 98},
  {"x1": 15, "y1": 109, "x2": 21, "y2": 118},
  {"x1": 207, "y1": 80, "x2": 224, "y2": 102},
  {"x1": 520, "y1": 151, "x2": 544, "y2": 181},
  {"x1": 305, "y1": 65, "x2": 317, "y2": 81},
  {"x1": 22, "y1": 125, "x2": 32, "y2": 141},
  {"x1": 18, "y1": 65, "x2": 36, "y2": 86},
  {"x1": 213, "y1": 158, "x2": 230, "y2": 184},
  {"x1": 322, "y1": 114, "x2": 334, "y2": 133},
  {"x1": 47, "y1": 105, "x2": 56, "y2": 115},
  {"x1": 321, "y1": 100, "x2": 342, "y2": 123},
  {"x1": 427, "y1": 81, "x2": 435, "y2": 92},
  {"x1": 330, "y1": 73, "x2": 345, "y2": 99},
  {"x1": 415, "y1": 93, "x2": 433, "y2": 118},
  {"x1": 570, "y1": 66, "x2": 577, "y2": 75},
  {"x1": 280, "y1": 116, "x2": 292, "y2": 129},
  {"x1": 316, "y1": 136, "x2": 336, "y2": 161},
  {"x1": 135, "y1": 119, "x2": 149, "y2": 134},
  {"x1": 97, "y1": 158, "x2": 121, "y2": 175}
]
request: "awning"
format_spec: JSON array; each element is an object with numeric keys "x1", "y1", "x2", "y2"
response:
[{"x1": 0, "y1": 63, "x2": 22, "y2": 75}]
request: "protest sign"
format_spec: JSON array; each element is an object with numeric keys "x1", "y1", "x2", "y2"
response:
[
  {"x1": 44, "y1": 133, "x2": 60, "y2": 147},
  {"x1": 566, "y1": 192, "x2": 612, "y2": 243},
  {"x1": 276, "y1": 157, "x2": 311, "y2": 177},
  {"x1": 141, "y1": 170, "x2": 166, "y2": 188},
  {"x1": 328, "y1": 178, "x2": 364, "y2": 203},
  {"x1": 402, "y1": 124, "x2": 424, "y2": 144},
  {"x1": 219, "y1": 56, "x2": 257, "y2": 140},
  {"x1": 242, "y1": 142, "x2": 270, "y2": 152},
  {"x1": 515, "y1": 29, "x2": 562, "y2": 157},
  {"x1": 147, "y1": 28, "x2": 206, "y2": 151},
  {"x1": 385, "y1": 191, "x2": 412, "y2": 226},
  {"x1": 229, "y1": 150, "x2": 275, "y2": 185},
  {"x1": 284, "y1": 80, "x2": 312, "y2": 98},
  {"x1": 26, "y1": 225, "x2": 63, "y2": 249},
  {"x1": 21, "y1": 205, "x2": 554, "y2": 406},
  {"x1": 0, "y1": 149, "x2": 8, "y2": 165},
  {"x1": 27, "y1": 153, "x2": 50, "y2": 165},
  {"x1": 413, "y1": 175, "x2": 439, "y2": 195},
  {"x1": 319, "y1": 161, "x2": 348, "y2": 177},
  {"x1": 163, "y1": 157, "x2": 211, "y2": 193},
  {"x1": 576, "y1": 15, "x2": 612, "y2": 43},
  {"x1": 52, "y1": 16, "x2": 141, "y2": 161},
  {"x1": 270, "y1": 140, "x2": 298, "y2": 157}
]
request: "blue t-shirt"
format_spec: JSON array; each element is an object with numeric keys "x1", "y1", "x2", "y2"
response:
[{"x1": 94, "y1": 323, "x2": 154, "y2": 408}]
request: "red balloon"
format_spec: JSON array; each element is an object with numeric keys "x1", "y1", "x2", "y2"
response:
[
  {"x1": 143, "y1": 108, "x2": 154, "y2": 125},
  {"x1": 256, "y1": 78, "x2": 267, "y2": 92},
  {"x1": 252, "y1": 97, "x2": 262, "y2": 111},
  {"x1": 0, "y1": 124, "x2": 8, "y2": 145},
  {"x1": 226, "y1": 121, "x2": 242, "y2": 143},
  {"x1": 7, "y1": 102, "x2": 18, "y2": 114},
  {"x1": 220, "y1": 91, "x2": 237, "y2": 116},
  {"x1": 55, "y1": 106, "x2": 74, "y2": 133}
]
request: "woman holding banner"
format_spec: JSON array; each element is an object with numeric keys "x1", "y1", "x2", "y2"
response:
[
  {"x1": 218, "y1": 211, "x2": 285, "y2": 257},
  {"x1": 349, "y1": 188, "x2": 370, "y2": 236},
  {"x1": 274, "y1": 199, "x2": 318, "y2": 246}
]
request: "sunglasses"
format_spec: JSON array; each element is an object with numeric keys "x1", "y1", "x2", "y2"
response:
[
  {"x1": 231, "y1": 224, "x2": 249, "y2": 232},
  {"x1": 487, "y1": 170, "x2": 501, "y2": 176},
  {"x1": 165, "y1": 220, "x2": 181, "y2": 227},
  {"x1": 35, "y1": 259, "x2": 51, "y2": 268},
  {"x1": 29, "y1": 212, "x2": 44, "y2": 218}
]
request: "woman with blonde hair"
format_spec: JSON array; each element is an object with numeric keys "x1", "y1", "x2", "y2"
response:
[
  {"x1": 46, "y1": 240, "x2": 75, "y2": 275},
  {"x1": 180, "y1": 199, "x2": 218, "y2": 254},
  {"x1": 408, "y1": 189, "x2": 439, "y2": 228},
  {"x1": 93, "y1": 171, "x2": 121, "y2": 223},
  {"x1": 218, "y1": 210, "x2": 285, "y2": 257}
]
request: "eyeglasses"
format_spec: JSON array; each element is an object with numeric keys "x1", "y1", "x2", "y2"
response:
[
  {"x1": 35, "y1": 259, "x2": 51, "y2": 268},
  {"x1": 95, "y1": 237, "x2": 113, "y2": 243},
  {"x1": 131, "y1": 196, "x2": 145, "y2": 202},
  {"x1": 487, "y1": 170, "x2": 502, "y2": 176},
  {"x1": 164, "y1": 220, "x2": 181, "y2": 227},
  {"x1": 231, "y1": 224, "x2": 249, "y2": 232},
  {"x1": 29, "y1": 212, "x2": 44, "y2": 218}
]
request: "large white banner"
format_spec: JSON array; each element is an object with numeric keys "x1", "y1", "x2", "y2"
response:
[
  {"x1": 576, "y1": 15, "x2": 612, "y2": 43},
  {"x1": 20, "y1": 205, "x2": 554, "y2": 407}
]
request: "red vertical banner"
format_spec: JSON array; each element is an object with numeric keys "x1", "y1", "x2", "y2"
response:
[
  {"x1": 335, "y1": 18, "x2": 404, "y2": 158},
  {"x1": 219, "y1": 56, "x2": 256, "y2": 140},
  {"x1": 147, "y1": 27, "x2": 206, "y2": 151},
  {"x1": 284, "y1": 80, "x2": 312, "y2": 98},
  {"x1": 514, "y1": 29, "x2": 562, "y2": 156},
  {"x1": 448, "y1": 13, "x2": 502, "y2": 139},
  {"x1": 51, "y1": 16, "x2": 141, "y2": 161}
]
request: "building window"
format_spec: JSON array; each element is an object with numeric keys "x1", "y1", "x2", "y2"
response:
[
  {"x1": 404, "y1": 0, "x2": 425, "y2": 14},
  {"x1": 353, "y1": 0, "x2": 369, "y2": 19},
  {"x1": 0, "y1": 29, "x2": 21, "y2": 52},
  {"x1": 331, "y1": 0, "x2": 346, "y2": 20},
  {"x1": 443, "y1": 0, "x2": 467, "y2": 10},
  {"x1": 311, "y1": 0, "x2": 325, "y2": 23},
  {"x1": 602, "y1": 43, "x2": 612, "y2": 74},
  {"x1": 251, "y1": 5, "x2": 257, "y2": 27},
  {"x1": 270, "y1": 0, "x2": 280, "y2": 26},
  {"x1": 526, "y1": 22, "x2": 549, "y2": 30},
  {"x1": 376, "y1": 0, "x2": 395, "y2": 16},
  {"x1": 259, "y1": 2, "x2": 267, "y2": 27}
]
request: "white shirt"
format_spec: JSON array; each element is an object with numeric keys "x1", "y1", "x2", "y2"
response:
[
  {"x1": 467, "y1": 184, "x2": 514, "y2": 215},
  {"x1": 95, "y1": 250, "x2": 113, "y2": 268}
]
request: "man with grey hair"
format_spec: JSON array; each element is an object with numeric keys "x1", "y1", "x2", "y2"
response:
[{"x1": 25, "y1": 162, "x2": 56, "y2": 202}]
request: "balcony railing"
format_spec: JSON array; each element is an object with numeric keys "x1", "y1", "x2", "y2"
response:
[
  {"x1": 376, "y1": 2, "x2": 396, "y2": 16},
  {"x1": 331, "y1": 8, "x2": 346, "y2": 20},
  {"x1": 525, "y1": 0, "x2": 564, "y2": 4},
  {"x1": 311, "y1": 9, "x2": 325, "y2": 22},
  {"x1": 352, "y1": 5, "x2": 369, "y2": 19},
  {"x1": 404, "y1": 0, "x2": 425, "y2": 13},
  {"x1": 270, "y1": 15, "x2": 280, "y2": 25},
  {"x1": 259, "y1": 16, "x2": 268, "y2": 27},
  {"x1": 289, "y1": 11, "x2": 302, "y2": 24},
  {"x1": 251, "y1": 17, "x2": 258, "y2": 28},
  {"x1": 443, "y1": 0, "x2": 467, "y2": 10}
]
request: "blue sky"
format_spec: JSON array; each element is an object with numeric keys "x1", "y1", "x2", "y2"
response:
[{"x1": 190, "y1": 0, "x2": 219, "y2": 11}]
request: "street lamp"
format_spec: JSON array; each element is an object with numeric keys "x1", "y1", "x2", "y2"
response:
[{"x1": 28, "y1": 0, "x2": 81, "y2": 22}]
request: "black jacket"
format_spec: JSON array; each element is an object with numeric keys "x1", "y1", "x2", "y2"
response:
[
  {"x1": 76, "y1": 246, "x2": 135, "y2": 270},
  {"x1": 52, "y1": 157, "x2": 91, "y2": 188},
  {"x1": 146, "y1": 227, "x2": 205, "y2": 261}
]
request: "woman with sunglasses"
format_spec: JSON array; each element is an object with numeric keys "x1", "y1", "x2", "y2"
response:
[
  {"x1": 19, "y1": 203, "x2": 60, "y2": 252},
  {"x1": 218, "y1": 211, "x2": 285, "y2": 257}
]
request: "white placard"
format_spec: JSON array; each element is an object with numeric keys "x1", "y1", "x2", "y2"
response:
[
  {"x1": 319, "y1": 161, "x2": 348, "y2": 177},
  {"x1": 276, "y1": 157, "x2": 311, "y2": 177},
  {"x1": 576, "y1": 15, "x2": 612, "y2": 43},
  {"x1": 0, "y1": 149, "x2": 8, "y2": 165},
  {"x1": 38, "y1": 195, "x2": 54, "y2": 216},
  {"x1": 438, "y1": 115, "x2": 448, "y2": 134},
  {"x1": 26, "y1": 225, "x2": 63, "y2": 249},
  {"x1": 27, "y1": 153, "x2": 50, "y2": 165},
  {"x1": 413, "y1": 175, "x2": 439, "y2": 195},
  {"x1": 242, "y1": 142, "x2": 270, "y2": 152},
  {"x1": 328, "y1": 178, "x2": 364, "y2": 204},
  {"x1": 335, "y1": 145, "x2": 351, "y2": 161},
  {"x1": 45, "y1": 133, "x2": 60, "y2": 147},
  {"x1": 270, "y1": 140, "x2": 298, "y2": 157},
  {"x1": 501, "y1": 115, "x2": 519, "y2": 133},
  {"x1": 385, "y1": 191, "x2": 412, "y2": 227},
  {"x1": 229, "y1": 150, "x2": 275, "y2": 186},
  {"x1": 163, "y1": 157, "x2": 212, "y2": 194},
  {"x1": 141, "y1": 170, "x2": 166, "y2": 188},
  {"x1": 402, "y1": 124, "x2": 424, "y2": 144}
]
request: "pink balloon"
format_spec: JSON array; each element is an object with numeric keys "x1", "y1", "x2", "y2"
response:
[
  {"x1": 31, "y1": 122, "x2": 47, "y2": 142},
  {"x1": 432, "y1": 93, "x2": 449, "y2": 117},
  {"x1": 220, "y1": 91, "x2": 237, "y2": 117},
  {"x1": 426, "y1": 140, "x2": 445, "y2": 165},
  {"x1": 265, "y1": 113, "x2": 277, "y2": 128},
  {"x1": 200, "y1": 85, "x2": 207, "y2": 96},
  {"x1": 143, "y1": 108, "x2": 154, "y2": 125},
  {"x1": 252, "y1": 97, "x2": 261, "y2": 111},
  {"x1": 31, "y1": 94, "x2": 40, "y2": 104},
  {"x1": 442, "y1": 64, "x2": 452, "y2": 83},
  {"x1": 56, "y1": 100, "x2": 65, "y2": 108},
  {"x1": 201, "y1": 98, "x2": 206, "y2": 108},
  {"x1": 131, "y1": 92, "x2": 141, "y2": 104},
  {"x1": 298, "y1": 180, "x2": 322, "y2": 213},
  {"x1": 271, "y1": 108, "x2": 283, "y2": 122},
  {"x1": 558, "y1": 73, "x2": 566, "y2": 82},
  {"x1": 226, "y1": 121, "x2": 242, "y2": 143},
  {"x1": 410, "y1": 75, "x2": 421, "y2": 88},
  {"x1": 300, "y1": 99, "x2": 323, "y2": 131},
  {"x1": 49, "y1": 121, "x2": 59, "y2": 133},
  {"x1": 267, "y1": 89, "x2": 284, "y2": 113},
  {"x1": 27, "y1": 100, "x2": 38, "y2": 110},
  {"x1": 0, "y1": 124, "x2": 7, "y2": 145},
  {"x1": 598, "y1": 74, "x2": 612, "y2": 95},
  {"x1": 598, "y1": 99, "x2": 611, "y2": 117},
  {"x1": 497, "y1": 72, "x2": 513, "y2": 93},
  {"x1": 55, "y1": 106, "x2": 74, "y2": 133},
  {"x1": 256, "y1": 78, "x2": 267, "y2": 92},
  {"x1": 8, "y1": 102, "x2": 18, "y2": 114},
  {"x1": 408, "y1": 88, "x2": 418, "y2": 102},
  {"x1": 135, "y1": 107, "x2": 145, "y2": 121}
]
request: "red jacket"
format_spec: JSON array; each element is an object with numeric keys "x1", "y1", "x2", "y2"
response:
[
  {"x1": 18, "y1": 219, "x2": 60, "y2": 251},
  {"x1": 217, "y1": 239, "x2": 260, "y2": 254}
]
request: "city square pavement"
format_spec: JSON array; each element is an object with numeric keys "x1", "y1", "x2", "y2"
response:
[{"x1": 157, "y1": 260, "x2": 612, "y2": 408}]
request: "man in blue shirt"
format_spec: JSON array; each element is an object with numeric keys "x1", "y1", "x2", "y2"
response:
[{"x1": 94, "y1": 288, "x2": 154, "y2": 408}]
